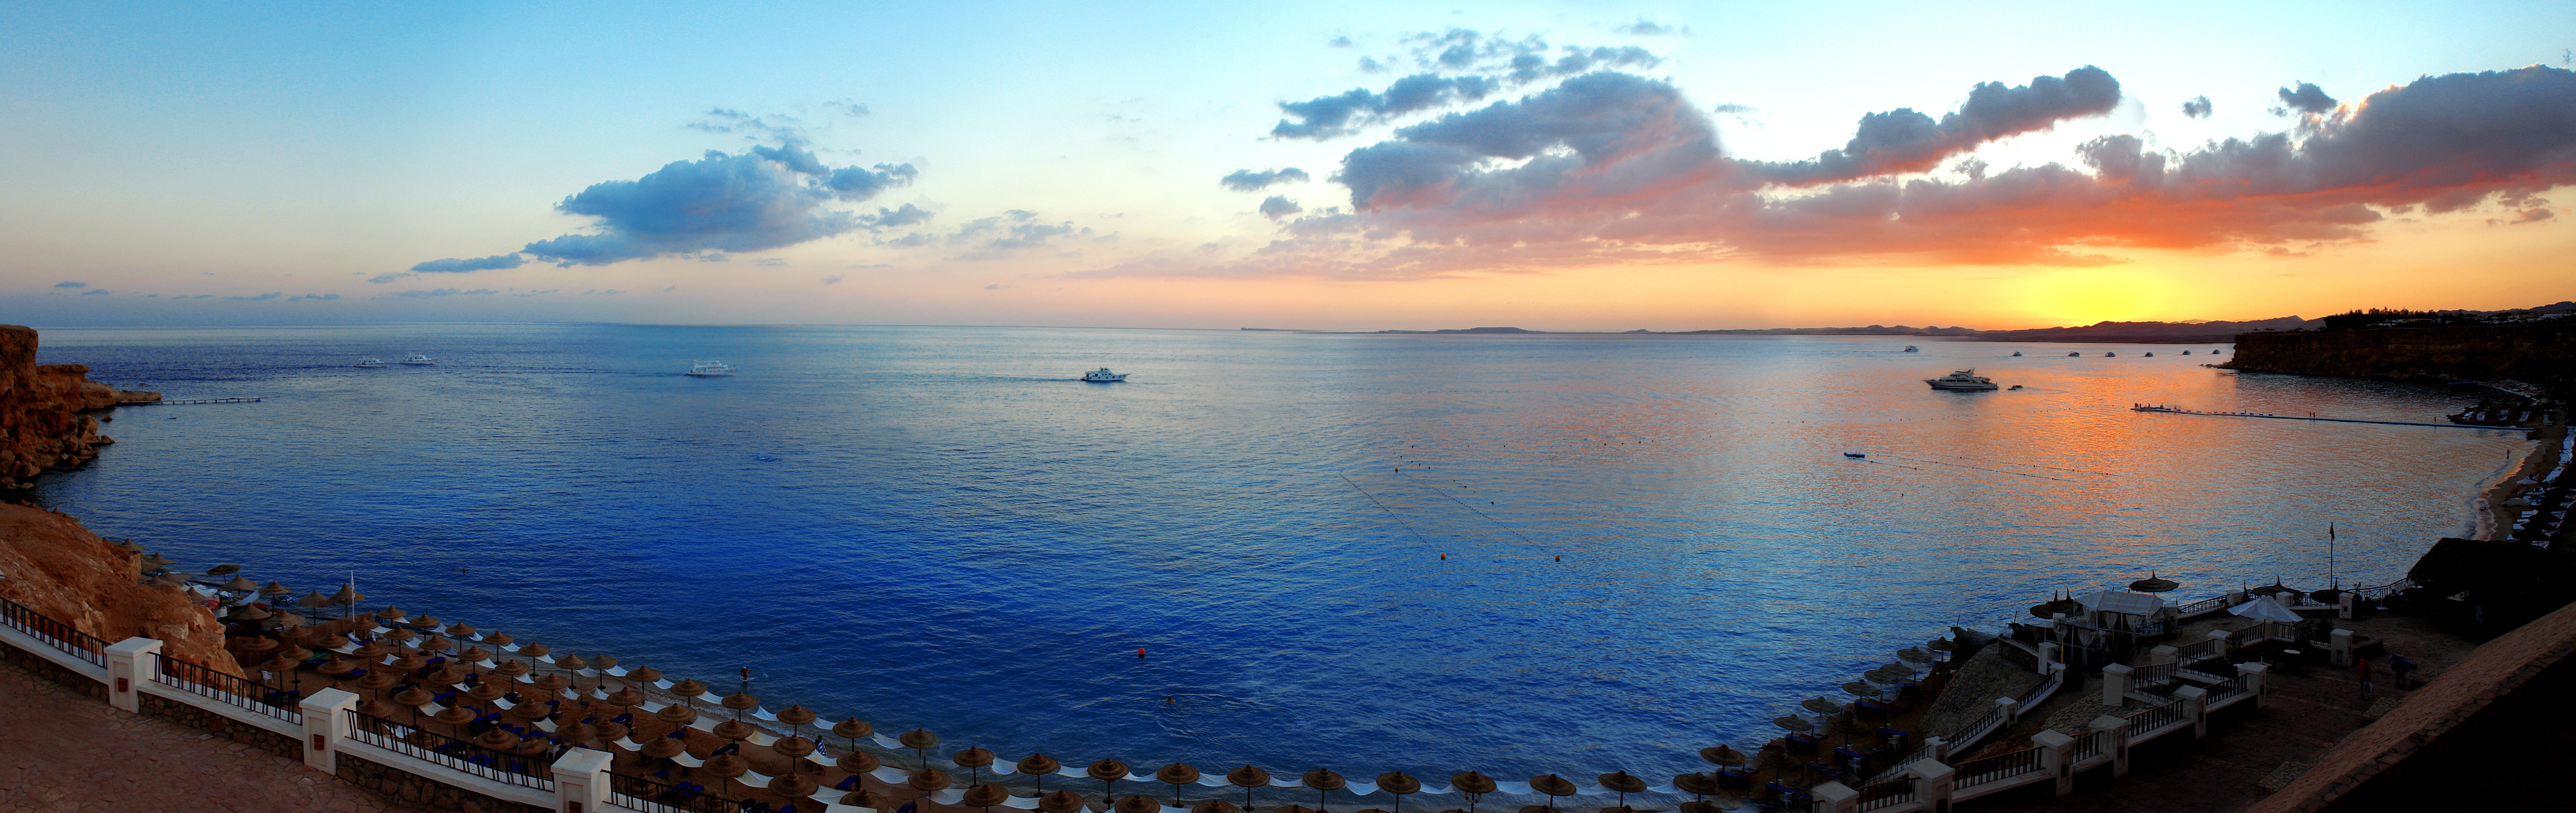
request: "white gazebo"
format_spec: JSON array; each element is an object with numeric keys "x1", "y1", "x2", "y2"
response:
[{"x1": 2075, "y1": 590, "x2": 2167, "y2": 633}]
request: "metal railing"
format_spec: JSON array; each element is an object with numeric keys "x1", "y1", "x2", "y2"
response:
[
  {"x1": 153, "y1": 652, "x2": 303, "y2": 724},
  {"x1": 0, "y1": 596, "x2": 108, "y2": 667},
  {"x1": 2170, "y1": 594, "x2": 2233, "y2": 618},
  {"x1": 2206, "y1": 675, "x2": 2246, "y2": 704},
  {"x1": 2127, "y1": 699, "x2": 2184, "y2": 734},
  {"x1": 1859, "y1": 742, "x2": 1932, "y2": 787},
  {"x1": 347, "y1": 710, "x2": 554, "y2": 790},
  {"x1": 2132, "y1": 661, "x2": 2175, "y2": 689},
  {"x1": 2015, "y1": 670, "x2": 2064, "y2": 715},
  {"x1": 2071, "y1": 730, "x2": 2103, "y2": 763},
  {"x1": 1949, "y1": 705, "x2": 2004, "y2": 749},
  {"x1": 1856, "y1": 779, "x2": 1915, "y2": 811},
  {"x1": 609, "y1": 772, "x2": 737, "y2": 813},
  {"x1": 1955, "y1": 747, "x2": 2042, "y2": 790},
  {"x1": 2174, "y1": 637, "x2": 2222, "y2": 661}
]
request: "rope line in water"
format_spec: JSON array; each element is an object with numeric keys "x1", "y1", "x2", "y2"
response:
[
  {"x1": 1874, "y1": 454, "x2": 2080, "y2": 482},
  {"x1": 1891, "y1": 451, "x2": 2115, "y2": 476},
  {"x1": 1395, "y1": 468, "x2": 1549, "y2": 551},
  {"x1": 1338, "y1": 474, "x2": 1436, "y2": 549}
]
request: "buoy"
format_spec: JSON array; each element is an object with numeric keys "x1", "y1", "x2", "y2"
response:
[
  {"x1": 1136, "y1": 648, "x2": 1145, "y2": 658},
  {"x1": 1555, "y1": 555, "x2": 1561, "y2": 562},
  {"x1": 1439, "y1": 553, "x2": 1446, "y2": 560}
]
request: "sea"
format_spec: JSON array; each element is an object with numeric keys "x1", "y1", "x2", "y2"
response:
[{"x1": 26, "y1": 323, "x2": 2529, "y2": 782}]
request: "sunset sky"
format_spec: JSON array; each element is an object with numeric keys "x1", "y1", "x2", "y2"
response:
[{"x1": 4, "y1": 0, "x2": 2572, "y2": 330}]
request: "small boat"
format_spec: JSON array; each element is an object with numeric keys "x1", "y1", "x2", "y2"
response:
[
  {"x1": 2067, "y1": 351, "x2": 2081, "y2": 357},
  {"x1": 2144, "y1": 352, "x2": 2154, "y2": 357},
  {"x1": 2103, "y1": 352, "x2": 2117, "y2": 357},
  {"x1": 1902, "y1": 346, "x2": 1920, "y2": 353},
  {"x1": 2180, "y1": 350, "x2": 2192, "y2": 355},
  {"x1": 400, "y1": 353, "x2": 435, "y2": 365},
  {"x1": 1082, "y1": 368, "x2": 1129, "y2": 383},
  {"x1": 2011, "y1": 351, "x2": 2022, "y2": 357},
  {"x1": 687, "y1": 361, "x2": 734, "y2": 377},
  {"x1": 1925, "y1": 369, "x2": 1999, "y2": 391},
  {"x1": 355, "y1": 356, "x2": 386, "y2": 368},
  {"x1": 1843, "y1": 452, "x2": 1867, "y2": 459},
  {"x1": 2007, "y1": 384, "x2": 2024, "y2": 390}
]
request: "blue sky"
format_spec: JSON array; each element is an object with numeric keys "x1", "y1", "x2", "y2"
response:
[{"x1": 5, "y1": 0, "x2": 2572, "y2": 328}]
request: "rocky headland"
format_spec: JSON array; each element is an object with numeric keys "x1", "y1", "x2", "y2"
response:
[
  {"x1": 2225, "y1": 321, "x2": 2576, "y2": 383},
  {"x1": 0, "y1": 323, "x2": 230, "y2": 673}
]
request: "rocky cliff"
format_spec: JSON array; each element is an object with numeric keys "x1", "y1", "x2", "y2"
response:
[
  {"x1": 0, "y1": 325, "x2": 122, "y2": 490},
  {"x1": 2225, "y1": 322, "x2": 2576, "y2": 383},
  {"x1": 0, "y1": 502, "x2": 239, "y2": 673}
]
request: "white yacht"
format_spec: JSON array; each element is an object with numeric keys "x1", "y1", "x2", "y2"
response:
[
  {"x1": 1925, "y1": 369, "x2": 1999, "y2": 391},
  {"x1": 400, "y1": 353, "x2": 435, "y2": 365},
  {"x1": 687, "y1": 361, "x2": 734, "y2": 377},
  {"x1": 355, "y1": 356, "x2": 386, "y2": 368},
  {"x1": 1081, "y1": 368, "x2": 1128, "y2": 383}
]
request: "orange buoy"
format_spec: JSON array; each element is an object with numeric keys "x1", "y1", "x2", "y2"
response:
[
  {"x1": 1555, "y1": 555, "x2": 1561, "y2": 562},
  {"x1": 1136, "y1": 647, "x2": 1145, "y2": 658},
  {"x1": 1439, "y1": 553, "x2": 1446, "y2": 560}
]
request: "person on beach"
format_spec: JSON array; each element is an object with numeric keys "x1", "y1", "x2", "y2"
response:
[
  {"x1": 2355, "y1": 654, "x2": 2374, "y2": 697},
  {"x1": 2390, "y1": 654, "x2": 2418, "y2": 689}
]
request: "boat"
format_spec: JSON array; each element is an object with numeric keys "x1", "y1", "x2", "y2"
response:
[
  {"x1": 355, "y1": 356, "x2": 385, "y2": 368},
  {"x1": 1925, "y1": 369, "x2": 1999, "y2": 391},
  {"x1": 1902, "y1": 346, "x2": 1920, "y2": 353},
  {"x1": 687, "y1": 361, "x2": 734, "y2": 377},
  {"x1": 2144, "y1": 351, "x2": 2154, "y2": 357},
  {"x1": 400, "y1": 353, "x2": 435, "y2": 365},
  {"x1": 2011, "y1": 351, "x2": 2022, "y2": 357},
  {"x1": 2180, "y1": 350, "x2": 2192, "y2": 355},
  {"x1": 2007, "y1": 384, "x2": 2024, "y2": 390},
  {"x1": 2067, "y1": 351, "x2": 2081, "y2": 357},
  {"x1": 1843, "y1": 452, "x2": 1867, "y2": 459},
  {"x1": 1081, "y1": 368, "x2": 1128, "y2": 383},
  {"x1": 2103, "y1": 352, "x2": 2117, "y2": 357}
]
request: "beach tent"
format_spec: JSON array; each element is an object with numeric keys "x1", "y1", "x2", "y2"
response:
[
  {"x1": 2075, "y1": 590, "x2": 2165, "y2": 632},
  {"x1": 2229, "y1": 595, "x2": 2303, "y2": 623}
]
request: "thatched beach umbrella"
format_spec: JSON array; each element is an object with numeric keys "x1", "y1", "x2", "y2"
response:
[
  {"x1": 1021, "y1": 753, "x2": 1064, "y2": 794},
  {"x1": 835, "y1": 717, "x2": 876, "y2": 753},
  {"x1": 901, "y1": 728, "x2": 942, "y2": 769},
  {"x1": 960, "y1": 784, "x2": 1009, "y2": 812},
  {"x1": 1526, "y1": 775, "x2": 1577, "y2": 813},
  {"x1": 207, "y1": 564, "x2": 241, "y2": 577},
  {"x1": 845, "y1": 788, "x2": 898, "y2": 813},
  {"x1": 1926, "y1": 638, "x2": 1957, "y2": 654},
  {"x1": 908, "y1": 768, "x2": 955, "y2": 801},
  {"x1": 2128, "y1": 572, "x2": 2180, "y2": 593},
  {"x1": 220, "y1": 575, "x2": 258, "y2": 593},
  {"x1": 772, "y1": 771, "x2": 822, "y2": 801},
  {"x1": 1158, "y1": 763, "x2": 1202, "y2": 805},
  {"x1": 839, "y1": 749, "x2": 882, "y2": 775},
  {"x1": 1896, "y1": 648, "x2": 1934, "y2": 665},
  {"x1": 1301, "y1": 769, "x2": 1346, "y2": 812},
  {"x1": 465, "y1": 681, "x2": 507, "y2": 706},
  {"x1": 1800, "y1": 698, "x2": 1842, "y2": 715},
  {"x1": 300, "y1": 590, "x2": 333, "y2": 615},
  {"x1": 1039, "y1": 791, "x2": 1087, "y2": 813},
  {"x1": 1377, "y1": 772, "x2": 1422, "y2": 813},
  {"x1": 1193, "y1": 801, "x2": 1241, "y2": 813},
  {"x1": 443, "y1": 622, "x2": 477, "y2": 639},
  {"x1": 774, "y1": 704, "x2": 818, "y2": 766},
  {"x1": 1772, "y1": 716, "x2": 1813, "y2": 734},
  {"x1": 592, "y1": 719, "x2": 629, "y2": 747},
  {"x1": 1672, "y1": 773, "x2": 1717, "y2": 804},
  {"x1": 1272, "y1": 805, "x2": 1319, "y2": 813},
  {"x1": 640, "y1": 735, "x2": 685, "y2": 762},
  {"x1": 1116, "y1": 796, "x2": 1159, "y2": 813},
  {"x1": 1089, "y1": 758, "x2": 1132, "y2": 804},
  {"x1": 476, "y1": 728, "x2": 521, "y2": 752},
  {"x1": 1226, "y1": 765, "x2": 1271, "y2": 810},
  {"x1": 1699, "y1": 746, "x2": 1746, "y2": 770},
  {"x1": 1451, "y1": 771, "x2": 1497, "y2": 813},
  {"x1": 668, "y1": 677, "x2": 707, "y2": 707},
  {"x1": 654, "y1": 701, "x2": 698, "y2": 727},
  {"x1": 707, "y1": 753, "x2": 751, "y2": 798},
  {"x1": 956, "y1": 746, "x2": 997, "y2": 786},
  {"x1": 1597, "y1": 772, "x2": 1646, "y2": 812},
  {"x1": 433, "y1": 703, "x2": 477, "y2": 732},
  {"x1": 556, "y1": 720, "x2": 597, "y2": 749}
]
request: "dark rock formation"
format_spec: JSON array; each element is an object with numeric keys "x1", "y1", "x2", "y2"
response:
[{"x1": 2225, "y1": 322, "x2": 2575, "y2": 383}]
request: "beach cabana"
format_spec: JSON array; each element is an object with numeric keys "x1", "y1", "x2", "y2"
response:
[
  {"x1": 2229, "y1": 594, "x2": 2303, "y2": 623},
  {"x1": 2075, "y1": 590, "x2": 2166, "y2": 632}
]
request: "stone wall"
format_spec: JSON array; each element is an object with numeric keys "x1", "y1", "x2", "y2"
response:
[
  {"x1": 138, "y1": 693, "x2": 303, "y2": 761},
  {"x1": 334, "y1": 752, "x2": 550, "y2": 813},
  {"x1": 2226, "y1": 322, "x2": 2576, "y2": 383},
  {"x1": 0, "y1": 635, "x2": 104, "y2": 700}
]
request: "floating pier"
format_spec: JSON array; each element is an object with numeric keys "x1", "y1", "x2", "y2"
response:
[
  {"x1": 2132, "y1": 404, "x2": 2503, "y2": 429},
  {"x1": 125, "y1": 397, "x2": 264, "y2": 406}
]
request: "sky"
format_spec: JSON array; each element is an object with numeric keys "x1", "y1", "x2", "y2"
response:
[{"x1": 4, "y1": 0, "x2": 2573, "y2": 330}]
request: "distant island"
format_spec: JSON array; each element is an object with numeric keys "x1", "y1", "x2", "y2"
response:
[{"x1": 1253, "y1": 301, "x2": 2576, "y2": 344}]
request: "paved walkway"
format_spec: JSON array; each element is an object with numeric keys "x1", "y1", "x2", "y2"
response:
[{"x1": 0, "y1": 657, "x2": 417, "y2": 813}]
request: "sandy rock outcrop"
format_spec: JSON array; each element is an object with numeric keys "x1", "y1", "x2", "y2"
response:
[
  {"x1": 0, "y1": 502, "x2": 238, "y2": 674},
  {"x1": 0, "y1": 325, "x2": 118, "y2": 489}
]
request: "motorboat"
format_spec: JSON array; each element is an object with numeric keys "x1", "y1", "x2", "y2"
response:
[
  {"x1": 400, "y1": 353, "x2": 435, "y2": 365},
  {"x1": 1925, "y1": 369, "x2": 1999, "y2": 391},
  {"x1": 2144, "y1": 351, "x2": 2154, "y2": 357},
  {"x1": 2180, "y1": 350, "x2": 2192, "y2": 355},
  {"x1": 2103, "y1": 352, "x2": 2117, "y2": 357},
  {"x1": 1843, "y1": 452, "x2": 1867, "y2": 459},
  {"x1": 1082, "y1": 368, "x2": 1129, "y2": 383},
  {"x1": 1902, "y1": 346, "x2": 1920, "y2": 352},
  {"x1": 2067, "y1": 351, "x2": 2081, "y2": 357},
  {"x1": 687, "y1": 361, "x2": 734, "y2": 377},
  {"x1": 2011, "y1": 351, "x2": 2022, "y2": 357},
  {"x1": 2007, "y1": 384, "x2": 2024, "y2": 390},
  {"x1": 355, "y1": 356, "x2": 386, "y2": 368}
]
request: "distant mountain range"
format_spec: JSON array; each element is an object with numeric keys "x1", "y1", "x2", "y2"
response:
[{"x1": 1249, "y1": 302, "x2": 2573, "y2": 343}]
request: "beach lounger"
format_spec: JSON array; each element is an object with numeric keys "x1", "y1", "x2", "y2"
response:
[{"x1": 671, "y1": 752, "x2": 705, "y2": 768}]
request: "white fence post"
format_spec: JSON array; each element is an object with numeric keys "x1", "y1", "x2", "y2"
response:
[
  {"x1": 2100, "y1": 663, "x2": 2132, "y2": 708},
  {"x1": 2030, "y1": 730, "x2": 2075, "y2": 796},
  {"x1": 1810, "y1": 780, "x2": 1857, "y2": 813},
  {"x1": 2339, "y1": 592, "x2": 2357, "y2": 620},
  {"x1": 2237, "y1": 662, "x2": 2271, "y2": 710},
  {"x1": 299, "y1": 687, "x2": 359, "y2": 774},
  {"x1": 2173, "y1": 686, "x2": 2209, "y2": 739},
  {"x1": 2037, "y1": 641, "x2": 2059, "y2": 675},
  {"x1": 1909, "y1": 760, "x2": 1955, "y2": 813},
  {"x1": 2148, "y1": 644, "x2": 2177, "y2": 665},
  {"x1": 2088, "y1": 715, "x2": 2132, "y2": 778},
  {"x1": 103, "y1": 636, "x2": 161, "y2": 714},
  {"x1": 553, "y1": 747, "x2": 613, "y2": 813},
  {"x1": 1995, "y1": 695, "x2": 2018, "y2": 727},
  {"x1": 2206, "y1": 629, "x2": 2233, "y2": 658},
  {"x1": 1924, "y1": 735, "x2": 1949, "y2": 764},
  {"x1": 2329, "y1": 629, "x2": 2355, "y2": 667}
]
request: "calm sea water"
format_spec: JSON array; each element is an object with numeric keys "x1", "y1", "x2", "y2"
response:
[{"x1": 28, "y1": 324, "x2": 2525, "y2": 780}]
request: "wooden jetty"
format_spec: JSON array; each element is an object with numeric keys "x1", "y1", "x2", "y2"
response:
[
  {"x1": 2132, "y1": 404, "x2": 2507, "y2": 429},
  {"x1": 125, "y1": 397, "x2": 264, "y2": 406}
]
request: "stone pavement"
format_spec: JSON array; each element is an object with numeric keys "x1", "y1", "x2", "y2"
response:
[{"x1": 0, "y1": 656, "x2": 419, "y2": 813}]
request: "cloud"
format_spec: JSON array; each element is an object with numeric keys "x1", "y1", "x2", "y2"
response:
[
  {"x1": 410, "y1": 254, "x2": 525, "y2": 273},
  {"x1": 2503, "y1": 207, "x2": 2555, "y2": 224},
  {"x1": 368, "y1": 272, "x2": 412, "y2": 284},
  {"x1": 581, "y1": 289, "x2": 625, "y2": 295},
  {"x1": 825, "y1": 99, "x2": 870, "y2": 118},
  {"x1": 1259, "y1": 196, "x2": 1304, "y2": 219},
  {"x1": 1130, "y1": 64, "x2": 2576, "y2": 278},
  {"x1": 822, "y1": 275, "x2": 845, "y2": 284},
  {"x1": 1613, "y1": 19, "x2": 1681, "y2": 35},
  {"x1": 287, "y1": 293, "x2": 342, "y2": 301},
  {"x1": 1221, "y1": 167, "x2": 1312, "y2": 191},
  {"x1": 385, "y1": 288, "x2": 500, "y2": 298},
  {"x1": 79, "y1": 289, "x2": 110, "y2": 296},
  {"x1": 223, "y1": 292, "x2": 281, "y2": 301},
  {"x1": 2180, "y1": 96, "x2": 2213, "y2": 118},
  {"x1": 1273, "y1": 74, "x2": 1503, "y2": 139},
  {"x1": 1747, "y1": 66, "x2": 2122, "y2": 185},
  {"x1": 52, "y1": 281, "x2": 84, "y2": 289},
  {"x1": 862, "y1": 203, "x2": 934, "y2": 229},
  {"x1": 1328, "y1": 35, "x2": 1353, "y2": 47},
  {"x1": 474, "y1": 143, "x2": 916, "y2": 267},
  {"x1": 949, "y1": 209, "x2": 1090, "y2": 252},
  {"x1": 2276, "y1": 82, "x2": 2338, "y2": 115}
]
